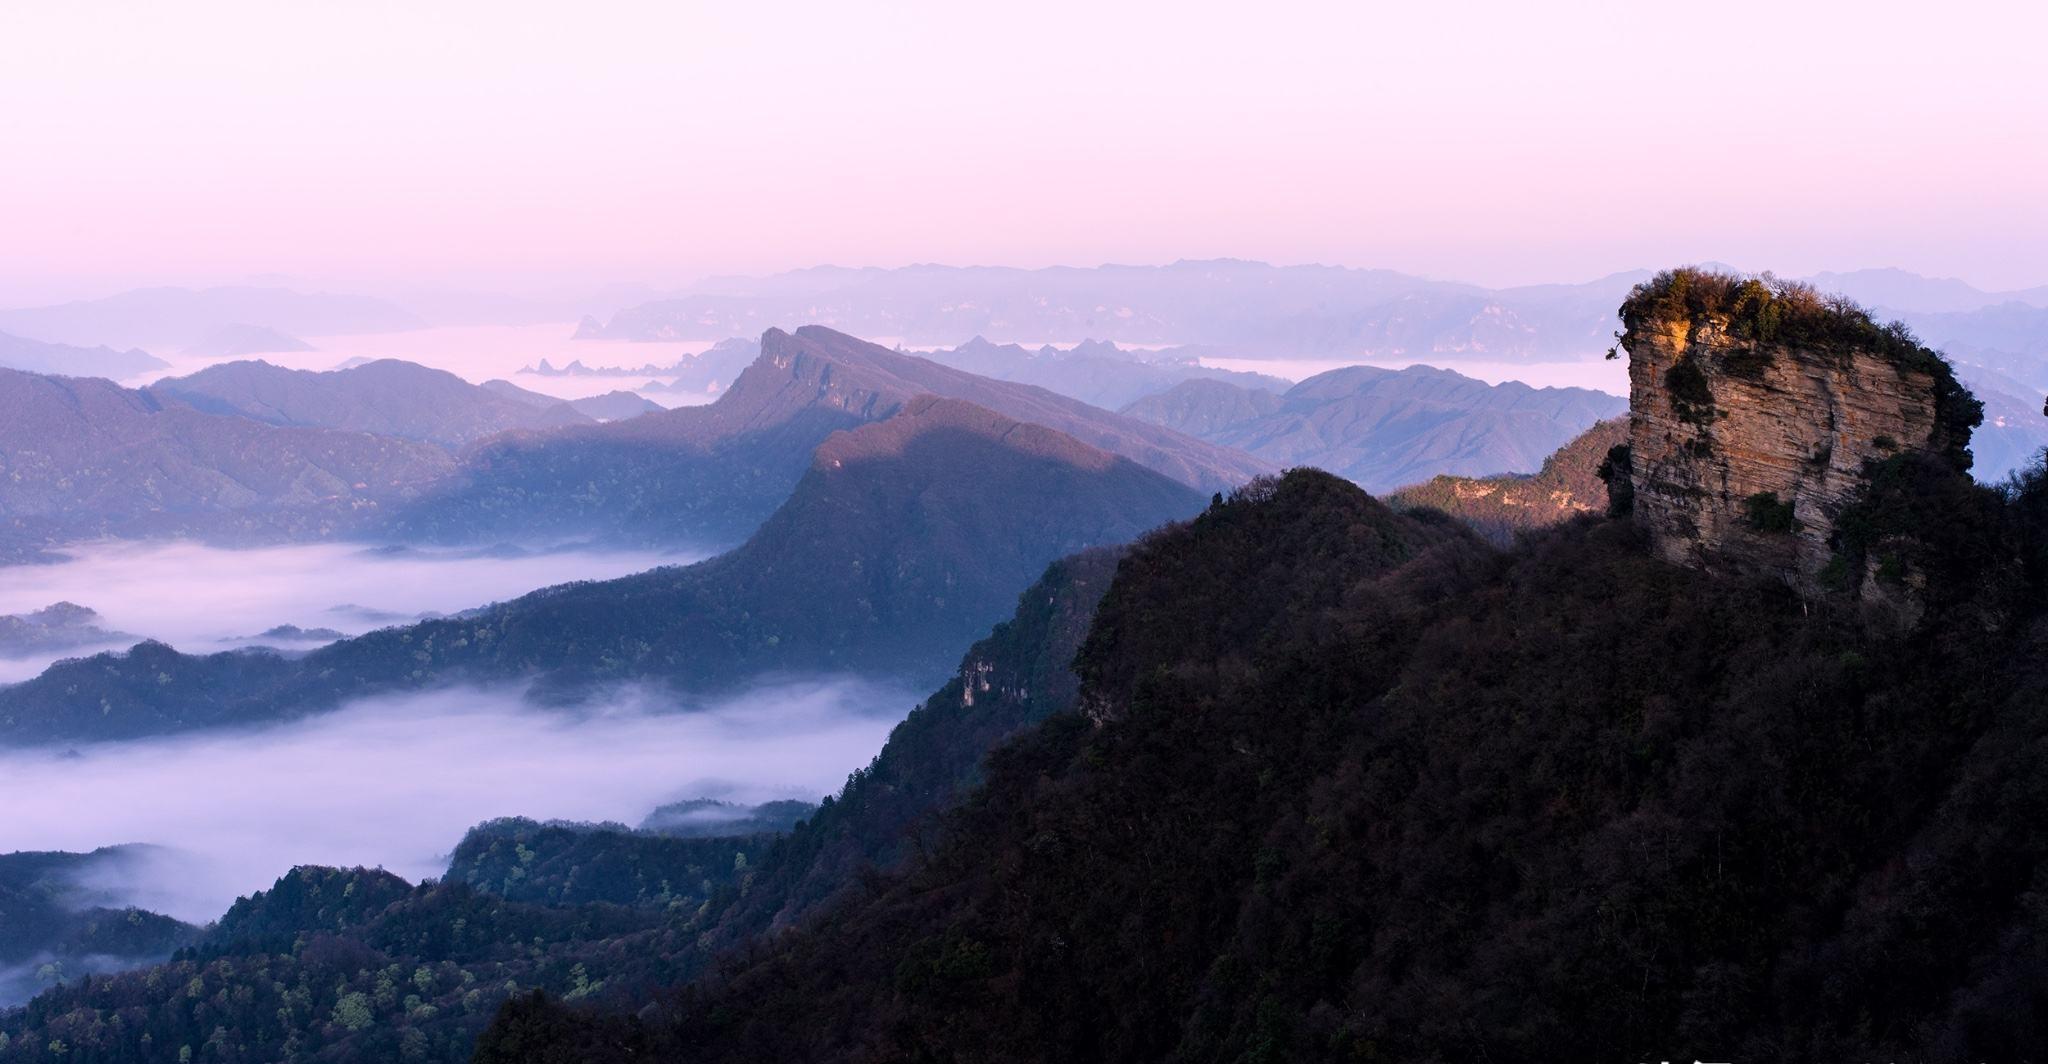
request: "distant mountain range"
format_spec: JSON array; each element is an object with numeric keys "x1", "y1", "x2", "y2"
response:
[
  {"x1": 0, "y1": 286, "x2": 424, "y2": 351},
  {"x1": 913, "y1": 336, "x2": 1289, "y2": 410},
  {"x1": 180, "y1": 323, "x2": 315, "y2": 358},
  {"x1": 0, "y1": 330, "x2": 167, "y2": 379},
  {"x1": 1121, "y1": 364, "x2": 1625, "y2": 492},
  {"x1": 0, "y1": 395, "x2": 1204, "y2": 742},
  {"x1": 150, "y1": 359, "x2": 594, "y2": 448},
  {"x1": 479, "y1": 380, "x2": 664, "y2": 422},
  {"x1": 570, "y1": 259, "x2": 1647, "y2": 359},
  {"x1": 1809, "y1": 267, "x2": 2048, "y2": 315},
  {"x1": 549, "y1": 333, "x2": 1289, "y2": 412}
]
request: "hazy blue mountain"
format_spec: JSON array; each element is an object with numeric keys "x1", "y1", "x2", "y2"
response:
[
  {"x1": 0, "y1": 286, "x2": 425, "y2": 350},
  {"x1": 1122, "y1": 364, "x2": 1625, "y2": 491},
  {"x1": 483, "y1": 378, "x2": 663, "y2": 421},
  {"x1": 540, "y1": 335, "x2": 764, "y2": 399},
  {"x1": 563, "y1": 390, "x2": 663, "y2": 421},
  {"x1": 1905, "y1": 302, "x2": 2048, "y2": 381},
  {"x1": 0, "y1": 396, "x2": 1206, "y2": 742},
  {"x1": 0, "y1": 602, "x2": 133, "y2": 657},
  {"x1": 150, "y1": 358, "x2": 592, "y2": 448},
  {"x1": 0, "y1": 330, "x2": 167, "y2": 378},
  {"x1": 1945, "y1": 361, "x2": 2048, "y2": 480},
  {"x1": 916, "y1": 336, "x2": 1289, "y2": 409},
  {"x1": 182, "y1": 322, "x2": 315, "y2": 357},
  {"x1": 1808, "y1": 267, "x2": 2048, "y2": 314}
]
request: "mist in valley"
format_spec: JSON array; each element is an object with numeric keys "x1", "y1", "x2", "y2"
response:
[
  {"x1": 0, "y1": 677, "x2": 915, "y2": 926},
  {"x1": 0, "y1": 540, "x2": 693, "y2": 682}
]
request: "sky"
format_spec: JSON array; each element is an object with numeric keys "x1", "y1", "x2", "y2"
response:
[{"x1": 2, "y1": 0, "x2": 2044, "y2": 302}]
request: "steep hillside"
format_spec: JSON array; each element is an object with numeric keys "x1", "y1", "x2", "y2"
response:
[
  {"x1": 476, "y1": 447, "x2": 2048, "y2": 1063},
  {"x1": 0, "y1": 398, "x2": 1204, "y2": 742},
  {"x1": 1389, "y1": 417, "x2": 1627, "y2": 544},
  {"x1": 1123, "y1": 364, "x2": 1623, "y2": 491},
  {"x1": 395, "y1": 325, "x2": 1265, "y2": 548},
  {"x1": 151, "y1": 359, "x2": 591, "y2": 447},
  {"x1": 0, "y1": 367, "x2": 454, "y2": 557}
]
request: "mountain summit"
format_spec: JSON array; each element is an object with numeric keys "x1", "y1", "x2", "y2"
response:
[{"x1": 1615, "y1": 269, "x2": 1983, "y2": 604}]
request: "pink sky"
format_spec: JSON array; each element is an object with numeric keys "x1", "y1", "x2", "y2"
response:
[{"x1": 2, "y1": 0, "x2": 2043, "y2": 300}]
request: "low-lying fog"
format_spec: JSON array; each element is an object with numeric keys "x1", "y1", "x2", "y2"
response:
[
  {"x1": 0, "y1": 540, "x2": 692, "y2": 682},
  {"x1": 131, "y1": 323, "x2": 724, "y2": 407},
  {"x1": 0, "y1": 678, "x2": 913, "y2": 924}
]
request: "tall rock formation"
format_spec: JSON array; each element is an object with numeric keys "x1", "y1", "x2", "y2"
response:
[{"x1": 1617, "y1": 269, "x2": 1982, "y2": 597}]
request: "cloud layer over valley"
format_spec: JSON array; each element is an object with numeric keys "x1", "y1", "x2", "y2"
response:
[
  {"x1": 0, "y1": 678, "x2": 911, "y2": 923},
  {"x1": 0, "y1": 541, "x2": 689, "y2": 682}
]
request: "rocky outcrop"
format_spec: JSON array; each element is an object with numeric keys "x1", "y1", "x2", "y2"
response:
[{"x1": 1619, "y1": 269, "x2": 1981, "y2": 596}]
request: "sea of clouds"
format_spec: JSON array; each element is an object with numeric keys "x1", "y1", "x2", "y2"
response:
[
  {"x1": 0, "y1": 540, "x2": 693, "y2": 682},
  {"x1": 0, "y1": 677, "x2": 914, "y2": 925}
]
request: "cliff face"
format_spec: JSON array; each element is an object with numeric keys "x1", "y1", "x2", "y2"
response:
[{"x1": 1620, "y1": 270, "x2": 1979, "y2": 596}]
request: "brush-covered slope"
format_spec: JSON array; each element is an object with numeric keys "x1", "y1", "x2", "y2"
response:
[
  {"x1": 0, "y1": 398, "x2": 1204, "y2": 742},
  {"x1": 0, "y1": 367, "x2": 454, "y2": 556},
  {"x1": 150, "y1": 358, "x2": 592, "y2": 448},
  {"x1": 476, "y1": 442, "x2": 2048, "y2": 1062},
  {"x1": 394, "y1": 326, "x2": 1266, "y2": 548},
  {"x1": 1389, "y1": 416, "x2": 1628, "y2": 545},
  {"x1": 1122, "y1": 364, "x2": 1623, "y2": 492}
]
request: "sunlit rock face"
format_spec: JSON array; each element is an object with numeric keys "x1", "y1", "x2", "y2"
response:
[{"x1": 1618, "y1": 269, "x2": 1978, "y2": 595}]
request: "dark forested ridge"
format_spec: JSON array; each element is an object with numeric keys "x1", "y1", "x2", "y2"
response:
[
  {"x1": 0, "y1": 397, "x2": 1201, "y2": 743},
  {"x1": 466, "y1": 447, "x2": 2048, "y2": 1063}
]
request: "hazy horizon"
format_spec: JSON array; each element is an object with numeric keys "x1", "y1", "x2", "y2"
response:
[{"x1": 3, "y1": 0, "x2": 2043, "y2": 304}]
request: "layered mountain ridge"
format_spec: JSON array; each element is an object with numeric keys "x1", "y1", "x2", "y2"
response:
[
  {"x1": 1122, "y1": 363, "x2": 1624, "y2": 491},
  {"x1": 0, "y1": 395, "x2": 1203, "y2": 742}
]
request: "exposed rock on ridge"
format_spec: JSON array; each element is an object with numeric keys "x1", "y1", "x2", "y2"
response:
[{"x1": 1619, "y1": 268, "x2": 1981, "y2": 594}]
